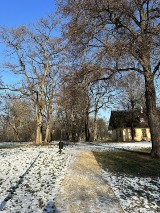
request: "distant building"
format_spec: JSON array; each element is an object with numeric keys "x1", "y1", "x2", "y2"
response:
[{"x1": 108, "y1": 110, "x2": 151, "y2": 142}]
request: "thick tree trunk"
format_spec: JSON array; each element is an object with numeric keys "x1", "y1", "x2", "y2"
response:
[
  {"x1": 44, "y1": 99, "x2": 53, "y2": 144},
  {"x1": 35, "y1": 118, "x2": 43, "y2": 145},
  {"x1": 145, "y1": 72, "x2": 160, "y2": 158},
  {"x1": 35, "y1": 104, "x2": 43, "y2": 145},
  {"x1": 44, "y1": 124, "x2": 50, "y2": 144}
]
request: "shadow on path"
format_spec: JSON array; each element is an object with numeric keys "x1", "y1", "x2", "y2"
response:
[
  {"x1": 42, "y1": 201, "x2": 60, "y2": 213},
  {"x1": 0, "y1": 151, "x2": 43, "y2": 211}
]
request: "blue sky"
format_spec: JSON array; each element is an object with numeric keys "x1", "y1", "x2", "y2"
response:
[
  {"x1": 0, "y1": 0, "x2": 111, "y2": 120},
  {"x1": 0, "y1": 0, "x2": 56, "y2": 84},
  {"x1": 0, "y1": 0, "x2": 55, "y2": 27}
]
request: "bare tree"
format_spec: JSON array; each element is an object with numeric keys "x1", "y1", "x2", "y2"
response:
[
  {"x1": 89, "y1": 81, "x2": 115, "y2": 141},
  {"x1": 116, "y1": 72, "x2": 146, "y2": 140},
  {"x1": 0, "y1": 95, "x2": 35, "y2": 142},
  {"x1": 117, "y1": 72, "x2": 145, "y2": 110},
  {"x1": 1, "y1": 16, "x2": 63, "y2": 145},
  {"x1": 59, "y1": 0, "x2": 160, "y2": 157},
  {"x1": 57, "y1": 77, "x2": 87, "y2": 142}
]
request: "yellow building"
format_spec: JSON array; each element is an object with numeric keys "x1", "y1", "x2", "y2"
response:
[{"x1": 109, "y1": 110, "x2": 151, "y2": 142}]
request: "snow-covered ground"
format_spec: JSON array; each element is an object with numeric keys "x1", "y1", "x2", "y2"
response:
[
  {"x1": 0, "y1": 142, "x2": 159, "y2": 213},
  {"x1": 0, "y1": 145, "x2": 73, "y2": 212},
  {"x1": 74, "y1": 141, "x2": 152, "y2": 151},
  {"x1": 0, "y1": 142, "x2": 32, "y2": 146},
  {"x1": 73, "y1": 142, "x2": 160, "y2": 213}
]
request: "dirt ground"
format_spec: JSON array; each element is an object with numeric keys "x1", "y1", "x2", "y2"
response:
[{"x1": 55, "y1": 150, "x2": 123, "y2": 213}]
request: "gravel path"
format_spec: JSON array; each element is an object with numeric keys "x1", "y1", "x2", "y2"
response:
[{"x1": 55, "y1": 150, "x2": 123, "y2": 213}]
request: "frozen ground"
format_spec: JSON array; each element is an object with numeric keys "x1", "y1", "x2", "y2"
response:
[
  {"x1": 0, "y1": 142, "x2": 159, "y2": 212},
  {"x1": 0, "y1": 145, "x2": 73, "y2": 212},
  {"x1": 75, "y1": 142, "x2": 160, "y2": 213}
]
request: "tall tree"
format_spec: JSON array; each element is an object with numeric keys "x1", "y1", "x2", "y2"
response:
[
  {"x1": 1, "y1": 16, "x2": 63, "y2": 145},
  {"x1": 59, "y1": 0, "x2": 160, "y2": 157}
]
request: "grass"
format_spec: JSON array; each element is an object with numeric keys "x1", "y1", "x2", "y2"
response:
[
  {"x1": 93, "y1": 148, "x2": 160, "y2": 177},
  {"x1": 0, "y1": 145, "x2": 22, "y2": 149}
]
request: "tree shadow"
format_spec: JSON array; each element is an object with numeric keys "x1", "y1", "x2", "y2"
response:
[
  {"x1": 0, "y1": 151, "x2": 42, "y2": 211},
  {"x1": 42, "y1": 201, "x2": 60, "y2": 213},
  {"x1": 92, "y1": 148, "x2": 160, "y2": 178},
  {"x1": 114, "y1": 147, "x2": 151, "y2": 155}
]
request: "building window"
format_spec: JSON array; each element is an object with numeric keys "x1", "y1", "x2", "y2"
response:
[{"x1": 142, "y1": 129, "x2": 147, "y2": 137}]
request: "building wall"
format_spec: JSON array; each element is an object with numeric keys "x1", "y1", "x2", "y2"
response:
[
  {"x1": 122, "y1": 128, "x2": 132, "y2": 141},
  {"x1": 134, "y1": 128, "x2": 151, "y2": 141},
  {"x1": 112, "y1": 128, "x2": 123, "y2": 142},
  {"x1": 112, "y1": 129, "x2": 117, "y2": 141},
  {"x1": 112, "y1": 128, "x2": 151, "y2": 142}
]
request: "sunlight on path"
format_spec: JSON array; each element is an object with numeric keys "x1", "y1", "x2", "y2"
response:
[{"x1": 55, "y1": 150, "x2": 123, "y2": 213}]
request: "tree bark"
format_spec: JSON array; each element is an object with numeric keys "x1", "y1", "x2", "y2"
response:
[
  {"x1": 44, "y1": 97, "x2": 53, "y2": 144},
  {"x1": 35, "y1": 104, "x2": 43, "y2": 145},
  {"x1": 85, "y1": 105, "x2": 90, "y2": 142},
  {"x1": 35, "y1": 118, "x2": 43, "y2": 145},
  {"x1": 145, "y1": 72, "x2": 160, "y2": 158},
  {"x1": 44, "y1": 124, "x2": 50, "y2": 144},
  {"x1": 131, "y1": 107, "x2": 135, "y2": 141},
  {"x1": 93, "y1": 107, "x2": 98, "y2": 142}
]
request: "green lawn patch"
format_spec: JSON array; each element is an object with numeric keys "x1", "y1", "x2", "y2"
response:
[{"x1": 93, "y1": 149, "x2": 160, "y2": 177}]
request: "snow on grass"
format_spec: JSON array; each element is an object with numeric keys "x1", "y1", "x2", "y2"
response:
[
  {"x1": 74, "y1": 141, "x2": 152, "y2": 151},
  {"x1": 0, "y1": 141, "x2": 159, "y2": 213},
  {"x1": 101, "y1": 172, "x2": 160, "y2": 213},
  {"x1": 82, "y1": 142, "x2": 158, "y2": 213},
  {"x1": 0, "y1": 145, "x2": 73, "y2": 212},
  {"x1": 74, "y1": 142, "x2": 159, "y2": 212},
  {"x1": 0, "y1": 142, "x2": 32, "y2": 146}
]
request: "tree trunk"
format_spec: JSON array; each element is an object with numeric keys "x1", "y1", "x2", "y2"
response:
[
  {"x1": 44, "y1": 123, "x2": 50, "y2": 144},
  {"x1": 93, "y1": 108, "x2": 98, "y2": 142},
  {"x1": 145, "y1": 72, "x2": 160, "y2": 158},
  {"x1": 130, "y1": 99, "x2": 135, "y2": 141},
  {"x1": 85, "y1": 106, "x2": 90, "y2": 142},
  {"x1": 35, "y1": 118, "x2": 43, "y2": 145},
  {"x1": 71, "y1": 111, "x2": 76, "y2": 142},
  {"x1": 85, "y1": 119, "x2": 90, "y2": 142},
  {"x1": 44, "y1": 98, "x2": 53, "y2": 144},
  {"x1": 131, "y1": 124, "x2": 135, "y2": 141},
  {"x1": 35, "y1": 104, "x2": 43, "y2": 145},
  {"x1": 131, "y1": 109, "x2": 135, "y2": 141}
]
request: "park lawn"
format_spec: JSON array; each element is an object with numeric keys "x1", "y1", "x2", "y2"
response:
[
  {"x1": 0, "y1": 145, "x2": 22, "y2": 149},
  {"x1": 93, "y1": 149, "x2": 160, "y2": 177}
]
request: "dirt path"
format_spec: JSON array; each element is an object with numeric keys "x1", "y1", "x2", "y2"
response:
[{"x1": 55, "y1": 150, "x2": 123, "y2": 213}]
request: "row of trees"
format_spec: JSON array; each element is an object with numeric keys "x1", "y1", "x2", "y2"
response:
[
  {"x1": 0, "y1": 17, "x2": 114, "y2": 144},
  {"x1": 0, "y1": 17, "x2": 111, "y2": 142},
  {"x1": 0, "y1": 0, "x2": 160, "y2": 157},
  {"x1": 57, "y1": 0, "x2": 160, "y2": 158},
  {"x1": 0, "y1": 17, "x2": 63, "y2": 144},
  {"x1": 0, "y1": 94, "x2": 109, "y2": 142}
]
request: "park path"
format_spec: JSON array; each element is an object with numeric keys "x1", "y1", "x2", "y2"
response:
[{"x1": 55, "y1": 150, "x2": 123, "y2": 213}]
